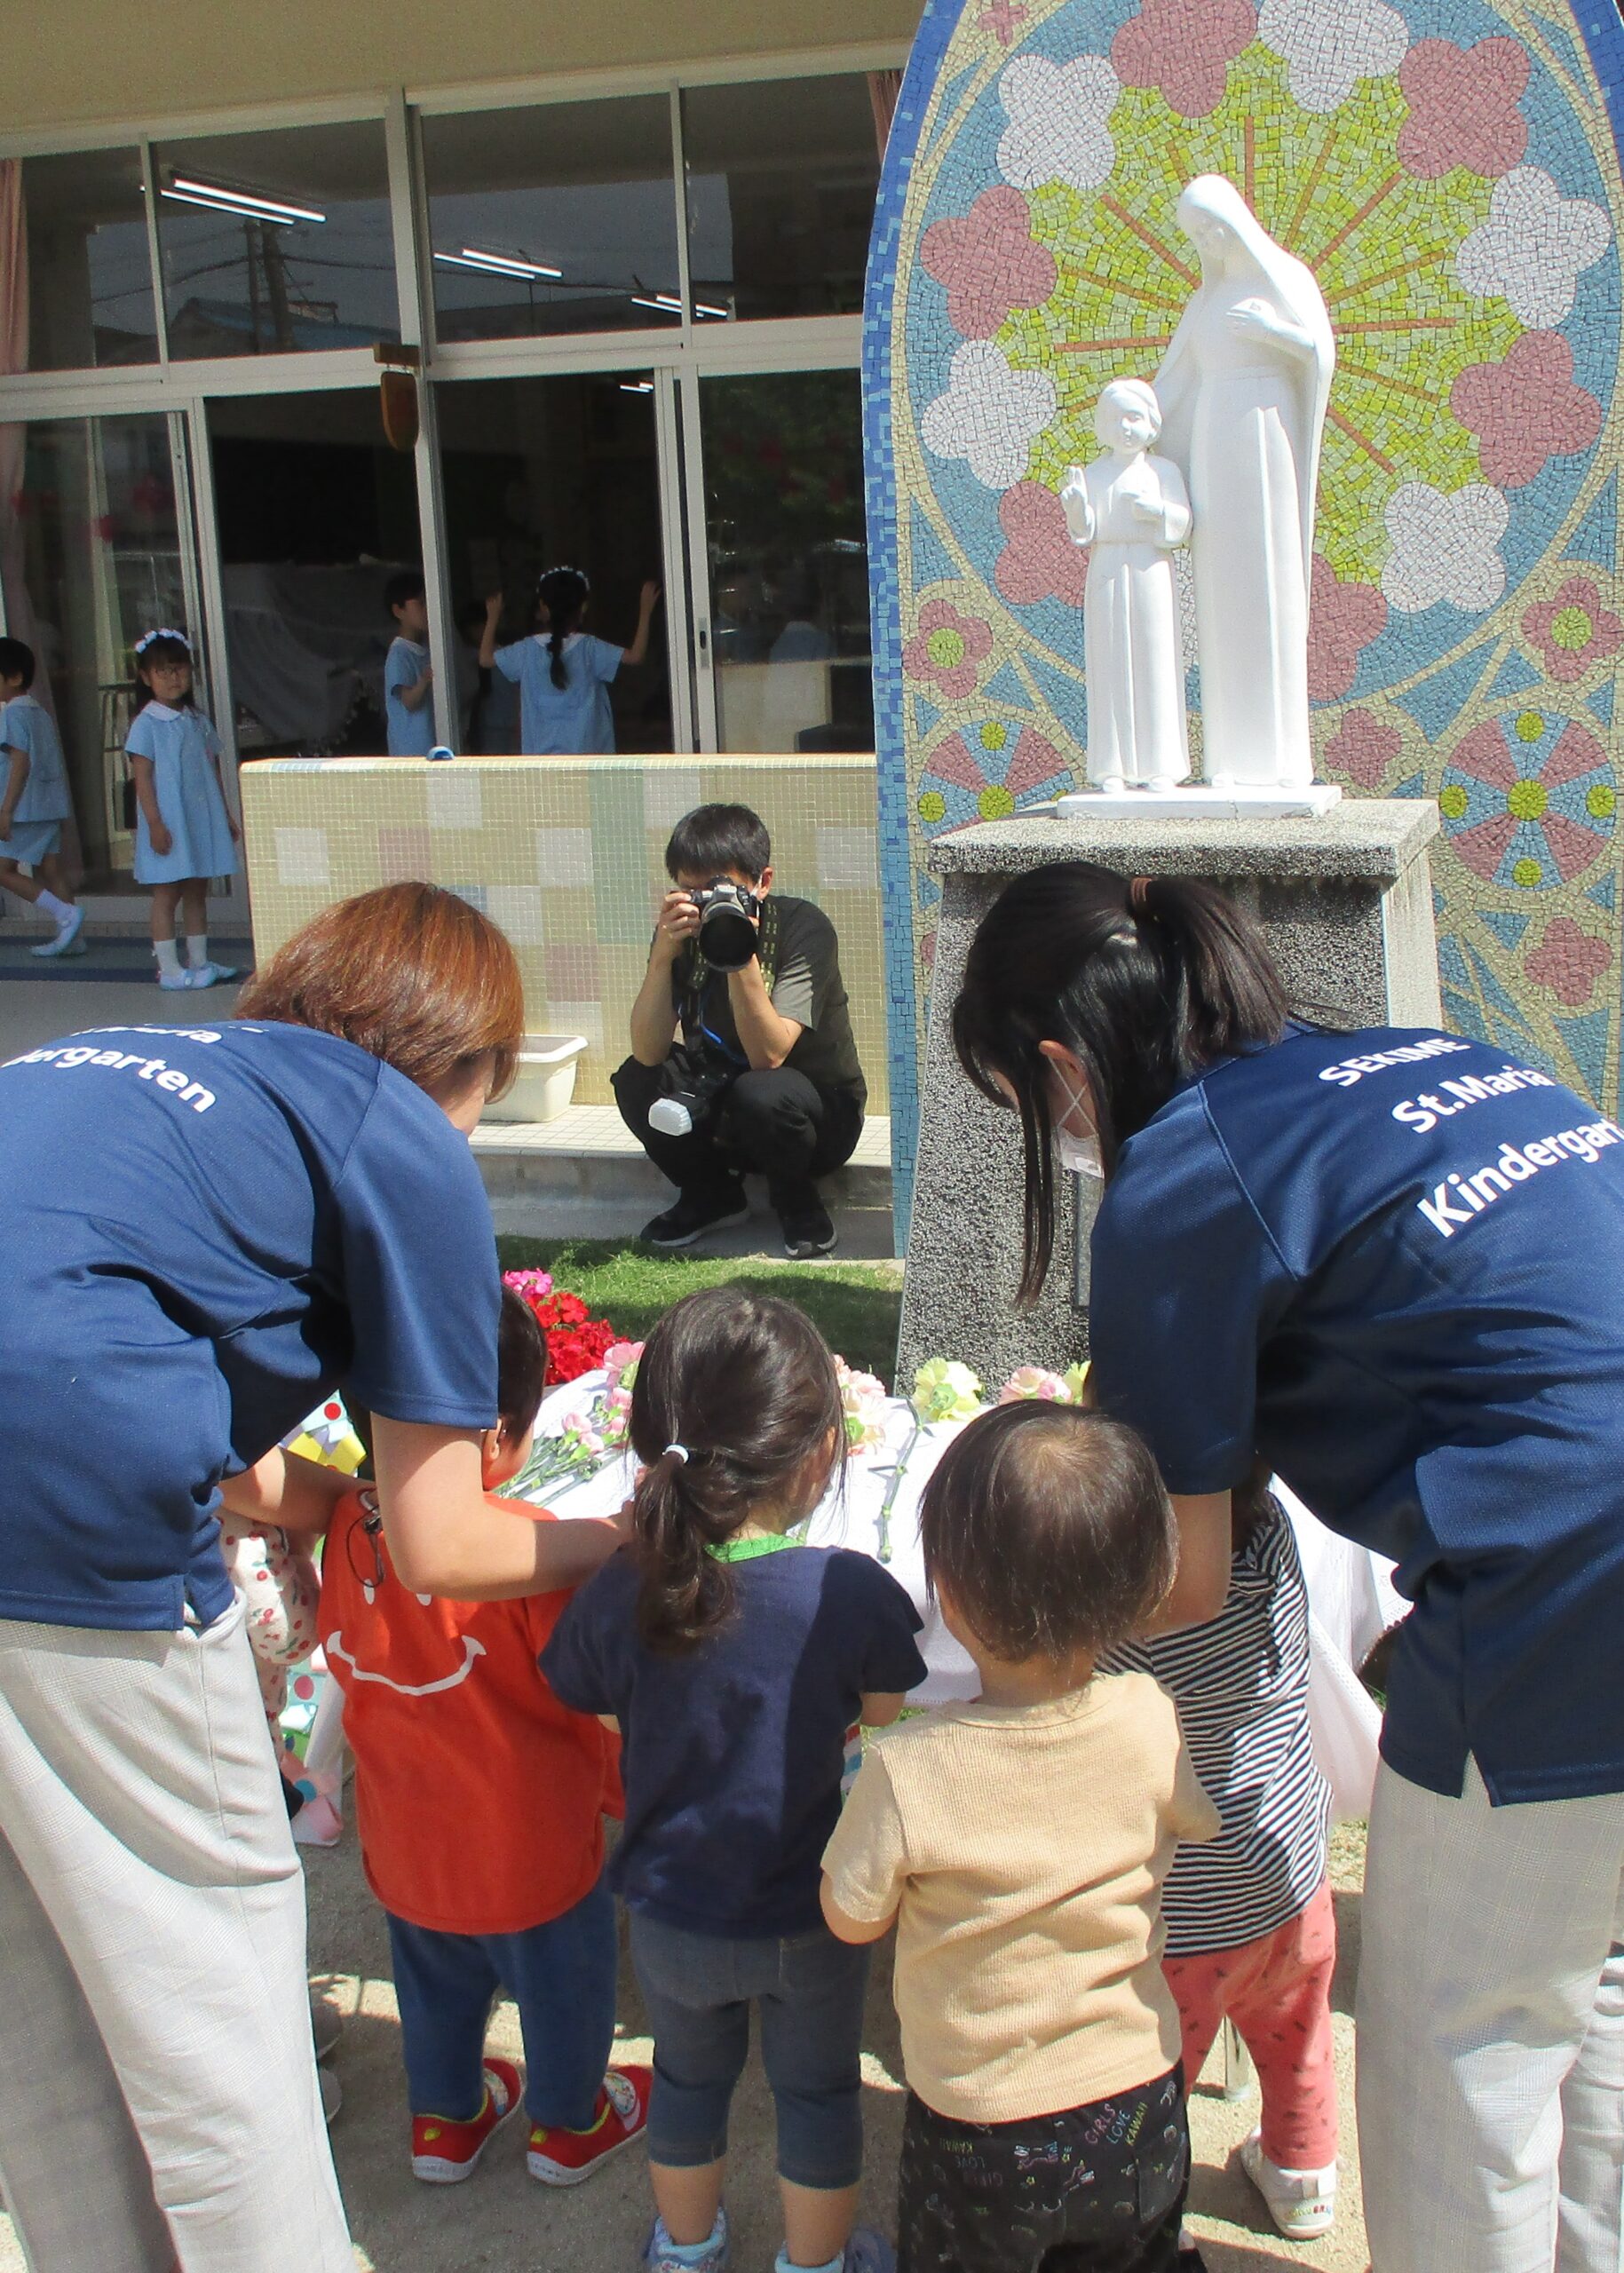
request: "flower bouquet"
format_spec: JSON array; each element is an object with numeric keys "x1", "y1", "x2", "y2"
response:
[
  {"x1": 503, "y1": 1268, "x2": 617, "y2": 1384},
  {"x1": 872, "y1": 1357, "x2": 986, "y2": 1564}
]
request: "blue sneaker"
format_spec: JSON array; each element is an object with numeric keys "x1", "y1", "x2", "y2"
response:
[
  {"x1": 644, "y1": 2207, "x2": 728, "y2": 2272},
  {"x1": 773, "y1": 2232, "x2": 895, "y2": 2273}
]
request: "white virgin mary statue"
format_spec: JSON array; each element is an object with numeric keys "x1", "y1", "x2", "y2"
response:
[{"x1": 1154, "y1": 177, "x2": 1335, "y2": 791}]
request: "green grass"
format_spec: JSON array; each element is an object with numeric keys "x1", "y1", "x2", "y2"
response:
[{"x1": 496, "y1": 1236, "x2": 905, "y2": 1382}]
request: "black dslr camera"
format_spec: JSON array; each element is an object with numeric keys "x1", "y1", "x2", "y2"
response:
[
  {"x1": 647, "y1": 1043, "x2": 737, "y2": 1138},
  {"x1": 688, "y1": 876, "x2": 762, "y2": 972}
]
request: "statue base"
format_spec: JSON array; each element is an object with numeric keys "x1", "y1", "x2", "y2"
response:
[
  {"x1": 897, "y1": 799, "x2": 1441, "y2": 1386},
  {"x1": 1055, "y1": 782, "x2": 1343, "y2": 820}
]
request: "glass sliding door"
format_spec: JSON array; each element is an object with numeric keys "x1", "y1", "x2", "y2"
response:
[
  {"x1": 0, "y1": 410, "x2": 197, "y2": 883},
  {"x1": 693, "y1": 368, "x2": 871, "y2": 754}
]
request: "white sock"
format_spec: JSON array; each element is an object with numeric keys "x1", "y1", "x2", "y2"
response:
[
  {"x1": 154, "y1": 939, "x2": 182, "y2": 978},
  {"x1": 185, "y1": 933, "x2": 209, "y2": 970},
  {"x1": 36, "y1": 890, "x2": 72, "y2": 923}
]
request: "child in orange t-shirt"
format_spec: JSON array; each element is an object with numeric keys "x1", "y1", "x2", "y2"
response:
[{"x1": 319, "y1": 1290, "x2": 650, "y2": 2187}]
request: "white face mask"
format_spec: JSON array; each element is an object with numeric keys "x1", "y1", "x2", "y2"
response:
[{"x1": 1052, "y1": 1073, "x2": 1105, "y2": 1181}]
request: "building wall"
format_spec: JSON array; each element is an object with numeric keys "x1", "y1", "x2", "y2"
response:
[
  {"x1": 239, "y1": 754, "x2": 890, "y2": 1113},
  {"x1": 0, "y1": 0, "x2": 922, "y2": 134}
]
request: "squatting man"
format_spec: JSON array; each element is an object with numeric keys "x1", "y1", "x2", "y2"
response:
[{"x1": 614, "y1": 803, "x2": 867, "y2": 1260}]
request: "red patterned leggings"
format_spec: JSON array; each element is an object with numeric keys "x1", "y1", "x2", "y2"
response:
[{"x1": 1161, "y1": 1877, "x2": 1338, "y2": 2169}]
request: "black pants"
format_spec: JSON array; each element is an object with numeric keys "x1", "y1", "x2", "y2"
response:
[
  {"x1": 896, "y1": 2068, "x2": 1189, "y2": 2273},
  {"x1": 612, "y1": 1055, "x2": 864, "y2": 1205}
]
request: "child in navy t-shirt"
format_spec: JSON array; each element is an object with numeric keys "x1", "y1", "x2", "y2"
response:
[{"x1": 543, "y1": 1286, "x2": 924, "y2": 2273}]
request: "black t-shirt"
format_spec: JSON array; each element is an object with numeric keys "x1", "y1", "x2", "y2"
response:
[{"x1": 672, "y1": 893, "x2": 866, "y2": 1109}]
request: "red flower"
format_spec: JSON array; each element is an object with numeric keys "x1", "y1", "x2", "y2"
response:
[
  {"x1": 904, "y1": 600, "x2": 994, "y2": 700},
  {"x1": 1326, "y1": 709, "x2": 1402, "y2": 789},
  {"x1": 1112, "y1": 0, "x2": 1256, "y2": 121},
  {"x1": 1525, "y1": 917, "x2": 1612, "y2": 1006},
  {"x1": 1398, "y1": 37, "x2": 1528, "y2": 180},
  {"x1": 1451, "y1": 332, "x2": 1602, "y2": 489},
  {"x1": 1308, "y1": 556, "x2": 1388, "y2": 701},
  {"x1": 503, "y1": 1272, "x2": 617, "y2": 1386},
  {"x1": 922, "y1": 186, "x2": 1058, "y2": 340},
  {"x1": 1522, "y1": 576, "x2": 1624, "y2": 685},
  {"x1": 994, "y1": 481, "x2": 1089, "y2": 607}
]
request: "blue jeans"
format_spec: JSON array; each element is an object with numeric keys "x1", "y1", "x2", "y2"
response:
[
  {"x1": 629, "y1": 1913, "x2": 870, "y2": 2190},
  {"x1": 386, "y1": 1876, "x2": 616, "y2": 2129}
]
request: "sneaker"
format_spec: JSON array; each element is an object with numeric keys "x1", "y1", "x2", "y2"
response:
[
  {"x1": 772, "y1": 2231, "x2": 894, "y2": 2273},
  {"x1": 644, "y1": 2207, "x2": 728, "y2": 2273},
  {"x1": 639, "y1": 1186, "x2": 749, "y2": 1248},
  {"x1": 188, "y1": 960, "x2": 239, "y2": 985},
  {"x1": 157, "y1": 967, "x2": 201, "y2": 991},
  {"x1": 31, "y1": 906, "x2": 84, "y2": 958},
  {"x1": 1239, "y1": 2129, "x2": 1336, "y2": 2239},
  {"x1": 528, "y1": 2063, "x2": 651, "y2": 2185},
  {"x1": 410, "y1": 2056, "x2": 522, "y2": 2183},
  {"x1": 777, "y1": 1192, "x2": 836, "y2": 1260}
]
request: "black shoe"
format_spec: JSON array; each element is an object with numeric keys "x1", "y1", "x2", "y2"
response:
[
  {"x1": 777, "y1": 1191, "x2": 836, "y2": 1260},
  {"x1": 640, "y1": 1185, "x2": 750, "y2": 1248}
]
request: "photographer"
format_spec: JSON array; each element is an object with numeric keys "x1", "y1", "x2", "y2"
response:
[{"x1": 614, "y1": 804, "x2": 867, "y2": 1258}]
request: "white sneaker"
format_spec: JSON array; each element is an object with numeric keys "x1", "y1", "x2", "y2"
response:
[
  {"x1": 190, "y1": 960, "x2": 239, "y2": 984},
  {"x1": 31, "y1": 905, "x2": 84, "y2": 958},
  {"x1": 1239, "y1": 2129, "x2": 1336, "y2": 2239},
  {"x1": 157, "y1": 968, "x2": 195, "y2": 991}
]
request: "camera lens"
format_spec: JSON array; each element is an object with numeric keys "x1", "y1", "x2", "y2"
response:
[{"x1": 700, "y1": 900, "x2": 757, "y2": 972}]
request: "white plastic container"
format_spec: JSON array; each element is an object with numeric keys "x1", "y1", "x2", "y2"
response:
[{"x1": 488, "y1": 1034, "x2": 587, "y2": 1123}]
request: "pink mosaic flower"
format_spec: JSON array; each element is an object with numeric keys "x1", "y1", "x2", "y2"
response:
[
  {"x1": 1451, "y1": 332, "x2": 1602, "y2": 488},
  {"x1": 994, "y1": 480, "x2": 1089, "y2": 607},
  {"x1": 1325, "y1": 708, "x2": 1402, "y2": 789},
  {"x1": 1398, "y1": 37, "x2": 1529, "y2": 180},
  {"x1": 904, "y1": 599, "x2": 994, "y2": 699},
  {"x1": 1523, "y1": 576, "x2": 1624, "y2": 685},
  {"x1": 1111, "y1": 0, "x2": 1256, "y2": 120},
  {"x1": 922, "y1": 186, "x2": 1058, "y2": 340},
  {"x1": 1525, "y1": 916, "x2": 1612, "y2": 1006},
  {"x1": 1308, "y1": 555, "x2": 1388, "y2": 701}
]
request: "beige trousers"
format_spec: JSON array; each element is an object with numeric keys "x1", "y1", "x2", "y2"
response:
[
  {"x1": 0, "y1": 1599, "x2": 353, "y2": 2271},
  {"x1": 1359, "y1": 1757, "x2": 1624, "y2": 2273}
]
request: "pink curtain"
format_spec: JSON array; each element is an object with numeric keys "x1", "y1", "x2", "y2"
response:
[{"x1": 868, "y1": 70, "x2": 902, "y2": 156}]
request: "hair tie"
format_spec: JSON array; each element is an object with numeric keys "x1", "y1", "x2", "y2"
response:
[
  {"x1": 1127, "y1": 875, "x2": 1154, "y2": 916},
  {"x1": 134, "y1": 627, "x2": 192, "y2": 656},
  {"x1": 663, "y1": 1443, "x2": 689, "y2": 1464}
]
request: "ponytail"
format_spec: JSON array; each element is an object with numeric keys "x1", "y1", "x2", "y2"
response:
[
  {"x1": 952, "y1": 861, "x2": 1288, "y2": 1303},
  {"x1": 627, "y1": 1285, "x2": 844, "y2": 1653},
  {"x1": 536, "y1": 567, "x2": 589, "y2": 692}
]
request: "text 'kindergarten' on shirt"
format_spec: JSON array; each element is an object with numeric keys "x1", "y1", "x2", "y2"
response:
[{"x1": 1, "y1": 1025, "x2": 235, "y2": 1113}]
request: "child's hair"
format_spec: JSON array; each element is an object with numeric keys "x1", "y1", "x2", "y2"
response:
[
  {"x1": 537, "y1": 566, "x2": 590, "y2": 690},
  {"x1": 921, "y1": 1401, "x2": 1176, "y2": 1663},
  {"x1": 496, "y1": 1288, "x2": 548, "y2": 1445},
  {"x1": 131, "y1": 630, "x2": 195, "y2": 712},
  {"x1": 0, "y1": 637, "x2": 36, "y2": 689},
  {"x1": 628, "y1": 1285, "x2": 843, "y2": 1654},
  {"x1": 384, "y1": 569, "x2": 425, "y2": 619}
]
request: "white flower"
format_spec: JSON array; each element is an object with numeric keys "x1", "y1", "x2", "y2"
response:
[
  {"x1": 1455, "y1": 166, "x2": 1612, "y2": 329},
  {"x1": 996, "y1": 54, "x2": 1119, "y2": 194},
  {"x1": 1382, "y1": 483, "x2": 1509, "y2": 614},
  {"x1": 1256, "y1": 0, "x2": 1408, "y2": 114},
  {"x1": 922, "y1": 340, "x2": 1058, "y2": 490}
]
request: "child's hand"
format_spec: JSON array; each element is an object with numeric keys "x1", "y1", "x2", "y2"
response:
[
  {"x1": 484, "y1": 592, "x2": 503, "y2": 619},
  {"x1": 150, "y1": 821, "x2": 173, "y2": 857},
  {"x1": 420, "y1": 663, "x2": 434, "y2": 685},
  {"x1": 639, "y1": 581, "x2": 661, "y2": 613}
]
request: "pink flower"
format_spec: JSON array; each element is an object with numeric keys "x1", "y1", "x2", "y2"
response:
[
  {"x1": 904, "y1": 599, "x2": 994, "y2": 699},
  {"x1": 1522, "y1": 576, "x2": 1624, "y2": 684},
  {"x1": 1525, "y1": 917, "x2": 1612, "y2": 1006},
  {"x1": 1451, "y1": 332, "x2": 1602, "y2": 488},
  {"x1": 1112, "y1": 0, "x2": 1256, "y2": 120},
  {"x1": 998, "y1": 1366, "x2": 1070, "y2": 1404},
  {"x1": 502, "y1": 1267, "x2": 553, "y2": 1301},
  {"x1": 994, "y1": 481, "x2": 1089, "y2": 607},
  {"x1": 602, "y1": 1339, "x2": 644, "y2": 1390},
  {"x1": 1326, "y1": 709, "x2": 1402, "y2": 789},
  {"x1": 922, "y1": 186, "x2": 1058, "y2": 340},
  {"x1": 1308, "y1": 556, "x2": 1388, "y2": 701},
  {"x1": 1398, "y1": 37, "x2": 1529, "y2": 180}
]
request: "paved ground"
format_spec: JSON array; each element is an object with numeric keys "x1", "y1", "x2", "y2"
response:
[
  {"x1": 0, "y1": 934, "x2": 250, "y2": 1054},
  {"x1": 0, "y1": 1824, "x2": 1370, "y2": 2272}
]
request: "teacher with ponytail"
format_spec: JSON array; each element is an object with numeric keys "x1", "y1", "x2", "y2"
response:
[{"x1": 952, "y1": 859, "x2": 1624, "y2": 2273}]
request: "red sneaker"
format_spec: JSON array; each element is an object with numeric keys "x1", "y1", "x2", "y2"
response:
[
  {"x1": 411, "y1": 2057, "x2": 523, "y2": 2183},
  {"x1": 527, "y1": 2064, "x2": 653, "y2": 2185}
]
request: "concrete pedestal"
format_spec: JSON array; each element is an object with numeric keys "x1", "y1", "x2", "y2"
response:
[{"x1": 897, "y1": 801, "x2": 1441, "y2": 1387}]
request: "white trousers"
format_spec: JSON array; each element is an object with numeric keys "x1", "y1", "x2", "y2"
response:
[
  {"x1": 1359, "y1": 1758, "x2": 1624, "y2": 2273},
  {"x1": 0, "y1": 1600, "x2": 353, "y2": 2271}
]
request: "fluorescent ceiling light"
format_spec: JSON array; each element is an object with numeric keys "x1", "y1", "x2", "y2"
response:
[
  {"x1": 630, "y1": 293, "x2": 684, "y2": 314},
  {"x1": 620, "y1": 380, "x2": 654, "y2": 393},
  {"x1": 434, "y1": 245, "x2": 562, "y2": 281},
  {"x1": 694, "y1": 301, "x2": 730, "y2": 319},
  {"x1": 162, "y1": 176, "x2": 326, "y2": 226}
]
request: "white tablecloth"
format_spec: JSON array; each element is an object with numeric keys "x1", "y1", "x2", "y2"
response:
[{"x1": 527, "y1": 1376, "x2": 1406, "y2": 1819}]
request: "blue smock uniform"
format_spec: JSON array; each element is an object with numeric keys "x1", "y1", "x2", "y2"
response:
[
  {"x1": 384, "y1": 636, "x2": 435, "y2": 757},
  {"x1": 127, "y1": 703, "x2": 240, "y2": 884},
  {"x1": 0, "y1": 693, "x2": 73, "y2": 863},
  {"x1": 492, "y1": 633, "x2": 622, "y2": 756}
]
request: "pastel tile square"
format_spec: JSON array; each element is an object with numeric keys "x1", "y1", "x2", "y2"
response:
[
  {"x1": 643, "y1": 765, "x2": 705, "y2": 831},
  {"x1": 484, "y1": 884, "x2": 547, "y2": 945},
  {"x1": 549, "y1": 998, "x2": 606, "y2": 1050},
  {"x1": 377, "y1": 825, "x2": 432, "y2": 883},
  {"x1": 536, "y1": 827, "x2": 594, "y2": 889},
  {"x1": 427, "y1": 771, "x2": 483, "y2": 831},
  {"x1": 274, "y1": 828, "x2": 329, "y2": 887},
  {"x1": 547, "y1": 941, "x2": 601, "y2": 998},
  {"x1": 818, "y1": 825, "x2": 877, "y2": 890}
]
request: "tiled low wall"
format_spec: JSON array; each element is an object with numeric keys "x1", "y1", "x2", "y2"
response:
[{"x1": 239, "y1": 754, "x2": 889, "y2": 1114}]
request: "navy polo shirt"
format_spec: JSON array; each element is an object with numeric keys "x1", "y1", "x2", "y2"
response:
[
  {"x1": 1089, "y1": 1025, "x2": 1624, "y2": 1806},
  {"x1": 0, "y1": 1018, "x2": 500, "y2": 1633}
]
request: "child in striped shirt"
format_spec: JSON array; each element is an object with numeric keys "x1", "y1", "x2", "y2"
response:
[{"x1": 1106, "y1": 1464, "x2": 1336, "y2": 2259}]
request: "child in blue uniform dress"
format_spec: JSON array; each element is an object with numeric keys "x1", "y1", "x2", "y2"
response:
[
  {"x1": 479, "y1": 566, "x2": 659, "y2": 756},
  {"x1": 383, "y1": 570, "x2": 436, "y2": 757},
  {"x1": 127, "y1": 629, "x2": 241, "y2": 992},
  {"x1": 0, "y1": 636, "x2": 83, "y2": 960}
]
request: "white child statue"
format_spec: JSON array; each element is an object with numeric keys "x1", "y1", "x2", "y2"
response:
[{"x1": 1060, "y1": 379, "x2": 1192, "y2": 795}]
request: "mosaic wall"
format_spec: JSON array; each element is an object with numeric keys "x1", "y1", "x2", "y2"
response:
[
  {"x1": 240, "y1": 756, "x2": 889, "y2": 1114},
  {"x1": 866, "y1": 0, "x2": 1624, "y2": 1228}
]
